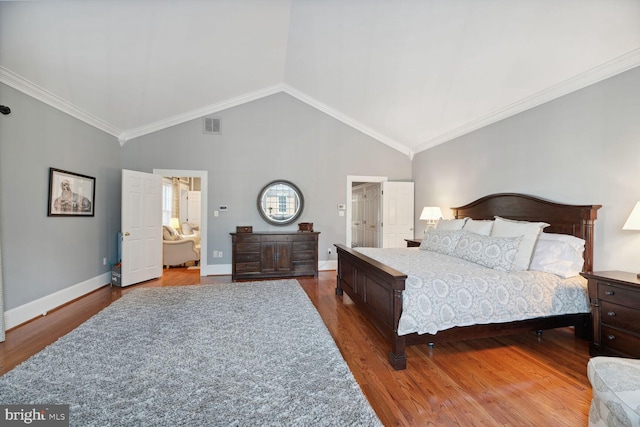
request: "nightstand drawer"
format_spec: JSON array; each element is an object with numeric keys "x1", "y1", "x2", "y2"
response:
[
  {"x1": 601, "y1": 301, "x2": 640, "y2": 334},
  {"x1": 601, "y1": 325, "x2": 640, "y2": 358},
  {"x1": 597, "y1": 282, "x2": 640, "y2": 307}
]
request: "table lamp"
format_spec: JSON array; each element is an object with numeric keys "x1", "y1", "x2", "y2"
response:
[
  {"x1": 170, "y1": 217, "x2": 181, "y2": 233},
  {"x1": 420, "y1": 206, "x2": 443, "y2": 233},
  {"x1": 622, "y1": 201, "x2": 640, "y2": 278}
]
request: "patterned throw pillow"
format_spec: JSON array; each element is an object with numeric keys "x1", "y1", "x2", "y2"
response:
[
  {"x1": 452, "y1": 231, "x2": 522, "y2": 271},
  {"x1": 491, "y1": 216, "x2": 549, "y2": 271},
  {"x1": 419, "y1": 229, "x2": 463, "y2": 256},
  {"x1": 162, "y1": 226, "x2": 182, "y2": 241}
]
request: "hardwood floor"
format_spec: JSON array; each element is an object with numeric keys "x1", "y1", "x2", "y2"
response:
[{"x1": 0, "y1": 269, "x2": 592, "y2": 426}]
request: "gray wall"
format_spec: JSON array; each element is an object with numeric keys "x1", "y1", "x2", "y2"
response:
[
  {"x1": 0, "y1": 84, "x2": 122, "y2": 310},
  {"x1": 122, "y1": 92, "x2": 412, "y2": 267},
  {"x1": 6, "y1": 64, "x2": 638, "y2": 314},
  {"x1": 412, "y1": 66, "x2": 640, "y2": 272}
]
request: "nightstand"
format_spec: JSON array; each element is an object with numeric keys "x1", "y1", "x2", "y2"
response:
[
  {"x1": 404, "y1": 238, "x2": 422, "y2": 248},
  {"x1": 581, "y1": 271, "x2": 640, "y2": 358}
]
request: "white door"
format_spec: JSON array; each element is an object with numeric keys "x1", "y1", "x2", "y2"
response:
[
  {"x1": 179, "y1": 185, "x2": 189, "y2": 224},
  {"x1": 381, "y1": 182, "x2": 414, "y2": 248},
  {"x1": 187, "y1": 191, "x2": 201, "y2": 227},
  {"x1": 364, "y1": 184, "x2": 381, "y2": 247},
  {"x1": 121, "y1": 170, "x2": 163, "y2": 287},
  {"x1": 351, "y1": 187, "x2": 364, "y2": 247}
]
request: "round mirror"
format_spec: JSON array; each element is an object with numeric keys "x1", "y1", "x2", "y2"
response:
[{"x1": 257, "y1": 180, "x2": 304, "y2": 226}]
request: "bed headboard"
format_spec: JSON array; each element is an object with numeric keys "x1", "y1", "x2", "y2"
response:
[{"x1": 451, "y1": 193, "x2": 601, "y2": 272}]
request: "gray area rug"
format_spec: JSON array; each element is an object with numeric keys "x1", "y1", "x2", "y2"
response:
[{"x1": 0, "y1": 280, "x2": 381, "y2": 426}]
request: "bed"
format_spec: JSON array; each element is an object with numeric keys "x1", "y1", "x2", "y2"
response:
[{"x1": 334, "y1": 193, "x2": 601, "y2": 370}]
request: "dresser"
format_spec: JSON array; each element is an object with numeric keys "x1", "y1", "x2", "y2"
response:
[
  {"x1": 581, "y1": 270, "x2": 640, "y2": 358},
  {"x1": 230, "y1": 231, "x2": 319, "y2": 281}
]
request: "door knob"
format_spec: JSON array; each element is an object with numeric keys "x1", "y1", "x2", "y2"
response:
[{"x1": 124, "y1": 232, "x2": 131, "y2": 236}]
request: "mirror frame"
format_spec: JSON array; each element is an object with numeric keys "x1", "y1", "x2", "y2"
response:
[{"x1": 256, "y1": 180, "x2": 304, "y2": 226}]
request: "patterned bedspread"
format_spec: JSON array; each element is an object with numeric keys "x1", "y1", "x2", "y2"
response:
[{"x1": 354, "y1": 247, "x2": 590, "y2": 336}]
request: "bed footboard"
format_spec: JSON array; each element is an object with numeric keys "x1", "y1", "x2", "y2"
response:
[{"x1": 334, "y1": 244, "x2": 408, "y2": 370}]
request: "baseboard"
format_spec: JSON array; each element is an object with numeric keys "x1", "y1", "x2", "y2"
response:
[
  {"x1": 202, "y1": 263, "x2": 232, "y2": 276},
  {"x1": 4, "y1": 272, "x2": 111, "y2": 330},
  {"x1": 318, "y1": 260, "x2": 337, "y2": 271},
  {"x1": 201, "y1": 261, "x2": 336, "y2": 277},
  {"x1": 3, "y1": 260, "x2": 338, "y2": 330}
]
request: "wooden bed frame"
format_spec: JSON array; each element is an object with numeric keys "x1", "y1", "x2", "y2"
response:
[{"x1": 335, "y1": 193, "x2": 601, "y2": 370}]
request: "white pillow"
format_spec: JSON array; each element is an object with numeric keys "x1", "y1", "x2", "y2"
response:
[
  {"x1": 420, "y1": 229, "x2": 463, "y2": 255},
  {"x1": 436, "y1": 218, "x2": 468, "y2": 231},
  {"x1": 452, "y1": 231, "x2": 521, "y2": 272},
  {"x1": 462, "y1": 219, "x2": 494, "y2": 235},
  {"x1": 529, "y1": 233, "x2": 585, "y2": 278},
  {"x1": 491, "y1": 216, "x2": 549, "y2": 271}
]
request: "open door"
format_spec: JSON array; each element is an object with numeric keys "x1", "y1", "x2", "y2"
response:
[
  {"x1": 187, "y1": 190, "x2": 201, "y2": 228},
  {"x1": 121, "y1": 169, "x2": 163, "y2": 287},
  {"x1": 381, "y1": 181, "x2": 414, "y2": 248}
]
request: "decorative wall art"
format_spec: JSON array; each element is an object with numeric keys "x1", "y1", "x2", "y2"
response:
[{"x1": 48, "y1": 168, "x2": 95, "y2": 217}]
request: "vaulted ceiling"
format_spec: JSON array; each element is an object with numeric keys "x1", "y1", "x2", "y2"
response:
[{"x1": 1, "y1": 0, "x2": 639, "y2": 157}]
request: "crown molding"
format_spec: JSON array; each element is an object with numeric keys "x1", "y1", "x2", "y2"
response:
[
  {"x1": 282, "y1": 84, "x2": 413, "y2": 158},
  {"x1": 5, "y1": 45, "x2": 637, "y2": 157},
  {"x1": 413, "y1": 48, "x2": 640, "y2": 154},
  {"x1": 118, "y1": 84, "x2": 286, "y2": 145},
  {"x1": 0, "y1": 66, "x2": 122, "y2": 138}
]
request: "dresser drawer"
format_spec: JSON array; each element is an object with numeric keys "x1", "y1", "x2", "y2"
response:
[
  {"x1": 293, "y1": 241, "x2": 316, "y2": 251},
  {"x1": 597, "y1": 282, "x2": 640, "y2": 307},
  {"x1": 600, "y1": 325, "x2": 640, "y2": 358},
  {"x1": 293, "y1": 261, "x2": 316, "y2": 274},
  {"x1": 235, "y1": 243, "x2": 260, "y2": 253},
  {"x1": 261, "y1": 235, "x2": 292, "y2": 242},
  {"x1": 235, "y1": 234, "x2": 261, "y2": 243},
  {"x1": 600, "y1": 301, "x2": 640, "y2": 334},
  {"x1": 293, "y1": 250, "x2": 315, "y2": 262},
  {"x1": 235, "y1": 262, "x2": 260, "y2": 273},
  {"x1": 236, "y1": 252, "x2": 260, "y2": 263},
  {"x1": 292, "y1": 234, "x2": 317, "y2": 242}
]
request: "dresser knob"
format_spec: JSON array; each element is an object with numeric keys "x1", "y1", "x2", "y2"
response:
[
  {"x1": 607, "y1": 334, "x2": 616, "y2": 341},
  {"x1": 605, "y1": 290, "x2": 615, "y2": 296},
  {"x1": 607, "y1": 311, "x2": 616, "y2": 317}
]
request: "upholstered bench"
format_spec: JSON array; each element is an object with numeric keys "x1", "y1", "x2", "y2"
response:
[{"x1": 587, "y1": 356, "x2": 640, "y2": 426}]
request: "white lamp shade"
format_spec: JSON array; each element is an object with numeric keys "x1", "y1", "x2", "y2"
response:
[
  {"x1": 170, "y1": 217, "x2": 181, "y2": 230},
  {"x1": 420, "y1": 206, "x2": 443, "y2": 221},
  {"x1": 623, "y1": 202, "x2": 640, "y2": 230}
]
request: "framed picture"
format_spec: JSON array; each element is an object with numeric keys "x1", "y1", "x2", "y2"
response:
[{"x1": 48, "y1": 168, "x2": 96, "y2": 217}]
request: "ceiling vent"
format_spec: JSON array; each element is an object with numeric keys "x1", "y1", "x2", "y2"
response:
[{"x1": 203, "y1": 116, "x2": 221, "y2": 134}]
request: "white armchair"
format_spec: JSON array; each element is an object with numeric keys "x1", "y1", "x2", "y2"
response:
[
  {"x1": 162, "y1": 225, "x2": 200, "y2": 267},
  {"x1": 181, "y1": 222, "x2": 200, "y2": 241}
]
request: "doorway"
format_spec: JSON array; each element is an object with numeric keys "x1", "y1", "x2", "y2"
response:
[
  {"x1": 346, "y1": 175, "x2": 415, "y2": 248},
  {"x1": 351, "y1": 182, "x2": 382, "y2": 248},
  {"x1": 154, "y1": 169, "x2": 208, "y2": 277},
  {"x1": 345, "y1": 176, "x2": 387, "y2": 248}
]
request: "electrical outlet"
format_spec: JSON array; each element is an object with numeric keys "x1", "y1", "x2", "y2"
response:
[
  {"x1": 213, "y1": 250, "x2": 219, "y2": 258},
  {"x1": 219, "y1": 251, "x2": 223, "y2": 258},
  {"x1": 103, "y1": 257, "x2": 107, "y2": 266}
]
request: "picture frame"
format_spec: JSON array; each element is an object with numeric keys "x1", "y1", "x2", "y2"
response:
[{"x1": 48, "y1": 168, "x2": 96, "y2": 217}]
